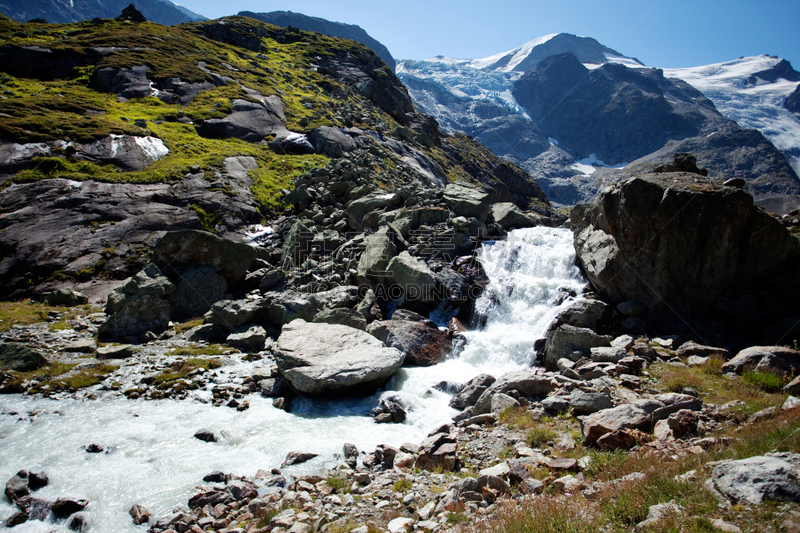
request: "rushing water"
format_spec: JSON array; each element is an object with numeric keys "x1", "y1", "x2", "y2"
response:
[{"x1": 0, "y1": 227, "x2": 585, "y2": 532}]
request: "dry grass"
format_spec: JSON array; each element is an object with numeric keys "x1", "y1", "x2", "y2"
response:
[
  {"x1": 650, "y1": 361, "x2": 788, "y2": 414},
  {"x1": 464, "y1": 357, "x2": 800, "y2": 533}
]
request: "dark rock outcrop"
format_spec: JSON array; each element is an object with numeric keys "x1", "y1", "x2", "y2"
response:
[
  {"x1": 367, "y1": 319, "x2": 452, "y2": 366},
  {"x1": 571, "y1": 173, "x2": 800, "y2": 340},
  {"x1": 116, "y1": 4, "x2": 146, "y2": 22},
  {"x1": 786, "y1": 84, "x2": 800, "y2": 114},
  {"x1": 152, "y1": 230, "x2": 258, "y2": 285},
  {"x1": 196, "y1": 98, "x2": 287, "y2": 142},
  {"x1": 0, "y1": 343, "x2": 47, "y2": 372}
]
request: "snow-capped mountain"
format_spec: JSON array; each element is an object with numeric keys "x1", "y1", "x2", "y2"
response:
[
  {"x1": 397, "y1": 34, "x2": 800, "y2": 213},
  {"x1": 467, "y1": 33, "x2": 643, "y2": 72},
  {"x1": 665, "y1": 56, "x2": 800, "y2": 177}
]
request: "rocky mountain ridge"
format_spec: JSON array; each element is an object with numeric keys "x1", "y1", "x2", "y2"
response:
[
  {"x1": 0, "y1": 0, "x2": 206, "y2": 25},
  {"x1": 238, "y1": 10, "x2": 397, "y2": 73},
  {"x1": 397, "y1": 35, "x2": 800, "y2": 214}
]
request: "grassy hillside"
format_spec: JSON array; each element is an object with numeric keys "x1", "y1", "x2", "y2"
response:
[{"x1": 0, "y1": 15, "x2": 407, "y2": 206}]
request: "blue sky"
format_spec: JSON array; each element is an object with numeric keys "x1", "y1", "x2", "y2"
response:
[{"x1": 187, "y1": 0, "x2": 800, "y2": 69}]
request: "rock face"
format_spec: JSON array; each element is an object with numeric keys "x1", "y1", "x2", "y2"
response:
[
  {"x1": 197, "y1": 98, "x2": 287, "y2": 142},
  {"x1": 273, "y1": 319, "x2": 405, "y2": 397},
  {"x1": 571, "y1": 174, "x2": 800, "y2": 338},
  {"x1": 713, "y1": 453, "x2": 800, "y2": 504},
  {"x1": 786, "y1": 84, "x2": 800, "y2": 114},
  {"x1": 152, "y1": 230, "x2": 258, "y2": 285},
  {"x1": 0, "y1": 0, "x2": 205, "y2": 25}
]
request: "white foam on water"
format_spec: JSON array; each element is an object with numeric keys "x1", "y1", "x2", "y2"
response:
[{"x1": 0, "y1": 227, "x2": 584, "y2": 532}]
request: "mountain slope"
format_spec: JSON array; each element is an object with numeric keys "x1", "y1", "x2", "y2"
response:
[
  {"x1": 0, "y1": 14, "x2": 548, "y2": 298},
  {"x1": 0, "y1": 0, "x2": 206, "y2": 25},
  {"x1": 238, "y1": 10, "x2": 396, "y2": 72}
]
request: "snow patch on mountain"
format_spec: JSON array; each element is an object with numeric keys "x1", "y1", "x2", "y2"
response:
[
  {"x1": 665, "y1": 56, "x2": 800, "y2": 175},
  {"x1": 571, "y1": 154, "x2": 629, "y2": 176}
]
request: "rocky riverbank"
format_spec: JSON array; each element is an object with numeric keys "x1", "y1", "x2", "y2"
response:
[{"x1": 3, "y1": 170, "x2": 800, "y2": 532}]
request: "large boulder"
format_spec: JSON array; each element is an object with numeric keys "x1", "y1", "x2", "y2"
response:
[
  {"x1": 473, "y1": 371, "x2": 556, "y2": 414},
  {"x1": 206, "y1": 299, "x2": 266, "y2": 332},
  {"x1": 443, "y1": 183, "x2": 492, "y2": 221},
  {"x1": 101, "y1": 263, "x2": 175, "y2": 338},
  {"x1": 490, "y1": 202, "x2": 539, "y2": 229},
  {"x1": 196, "y1": 98, "x2": 287, "y2": 142},
  {"x1": 357, "y1": 227, "x2": 397, "y2": 282},
  {"x1": 152, "y1": 230, "x2": 258, "y2": 285},
  {"x1": 385, "y1": 252, "x2": 439, "y2": 303},
  {"x1": 722, "y1": 346, "x2": 800, "y2": 375},
  {"x1": 581, "y1": 404, "x2": 651, "y2": 446},
  {"x1": 542, "y1": 324, "x2": 613, "y2": 371},
  {"x1": 273, "y1": 319, "x2": 405, "y2": 397},
  {"x1": 170, "y1": 266, "x2": 229, "y2": 321},
  {"x1": 308, "y1": 126, "x2": 357, "y2": 158},
  {"x1": 571, "y1": 175, "x2": 800, "y2": 333},
  {"x1": 713, "y1": 453, "x2": 800, "y2": 504},
  {"x1": 449, "y1": 374, "x2": 496, "y2": 410},
  {"x1": 345, "y1": 193, "x2": 404, "y2": 230},
  {"x1": 0, "y1": 343, "x2": 47, "y2": 372},
  {"x1": 367, "y1": 319, "x2": 452, "y2": 366}
]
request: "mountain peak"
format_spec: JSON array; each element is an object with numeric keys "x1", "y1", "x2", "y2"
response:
[{"x1": 469, "y1": 32, "x2": 644, "y2": 72}]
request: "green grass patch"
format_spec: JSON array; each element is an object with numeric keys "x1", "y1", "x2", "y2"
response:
[
  {"x1": 326, "y1": 474, "x2": 350, "y2": 493},
  {"x1": 172, "y1": 318, "x2": 204, "y2": 334},
  {"x1": 168, "y1": 345, "x2": 229, "y2": 357},
  {"x1": 151, "y1": 357, "x2": 222, "y2": 386},
  {"x1": 498, "y1": 406, "x2": 540, "y2": 431},
  {"x1": 526, "y1": 427, "x2": 558, "y2": 448},
  {"x1": 651, "y1": 362, "x2": 786, "y2": 415},
  {"x1": 392, "y1": 478, "x2": 413, "y2": 492},
  {"x1": 741, "y1": 370, "x2": 785, "y2": 393},
  {"x1": 0, "y1": 299, "x2": 98, "y2": 332}
]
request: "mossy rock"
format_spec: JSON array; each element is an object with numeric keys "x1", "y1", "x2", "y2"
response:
[{"x1": 0, "y1": 342, "x2": 48, "y2": 371}]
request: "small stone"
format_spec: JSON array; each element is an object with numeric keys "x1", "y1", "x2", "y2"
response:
[
  {"x1": 710, "y1": 518, "x2": 742, "y2": 532},
  {"x1": 193, "y1": 429, "x2": 218, "y2": 443},
  {"x1": 96, "y1": 344, "x2": 134, "y2": 359},
  {"x1": 784, "y1": 396, "x2": 800, "y2": 410},
  {"x1": 547, "y1": 458, "x2": 578, "y2": 472},
  {"x1": 387, "y1": 517, "x2": 414, "y2": 533},
  {"x1": 519, "y1": 478, "x2": 544, "y2": 495},
  {"x1": 281, "y1": 451, "x2": 318, "y2": 468},
  {"x1": 130, "y1": 503, "x2": 151, "y2": 525}
]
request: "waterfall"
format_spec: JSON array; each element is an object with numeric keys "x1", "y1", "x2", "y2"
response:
[
  {"x1": 0, "y1": 227, "x2": 584, "y2": 532},
  {"x1": 459, "y1": 226, "x2": 587, "y2": 371}
]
